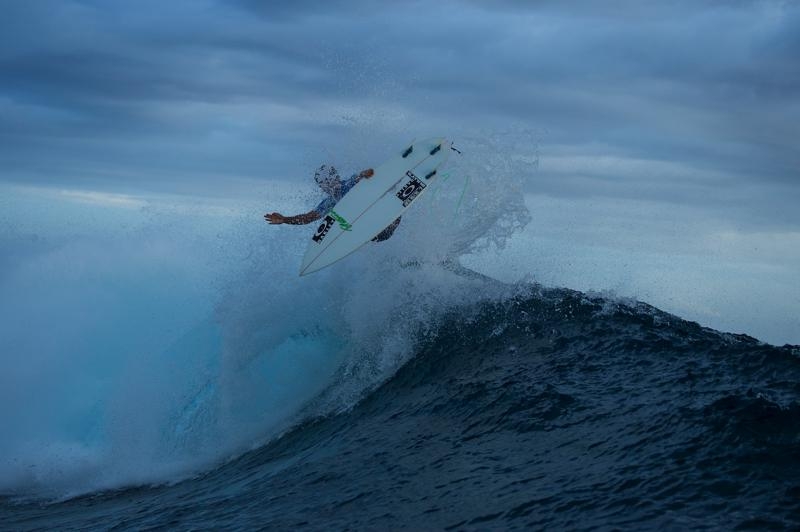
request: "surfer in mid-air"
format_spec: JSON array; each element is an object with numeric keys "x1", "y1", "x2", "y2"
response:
[{"x1": 264, "y1": 165, "x2": 402, "y2": 242}]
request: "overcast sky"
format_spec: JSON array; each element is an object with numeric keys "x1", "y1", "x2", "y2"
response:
[{"x1": 1, "y1": 0, "x2": 798, "y2": 226}]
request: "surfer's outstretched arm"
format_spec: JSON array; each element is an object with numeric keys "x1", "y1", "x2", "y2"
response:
[{"x1": 264, "y1": 210, "x2": 322, "y2": 225}]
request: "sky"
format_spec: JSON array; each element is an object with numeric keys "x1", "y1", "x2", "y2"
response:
[
  {"x1": 2, "y1": 1, "x2": 798, "y2": 201},
  {"x1": 1, "y1": 0, "x2": 799, "y2": 343}
]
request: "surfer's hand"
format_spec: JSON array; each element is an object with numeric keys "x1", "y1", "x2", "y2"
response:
[
  {"x1": 359, "y1": 168, "x2": 374, "y2": 179},
  {"x1": 265, "y1": 212, "x2": 285, "y2": 224}
]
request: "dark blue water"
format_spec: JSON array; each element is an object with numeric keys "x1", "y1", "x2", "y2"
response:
[{"x1": 3, "y1": 283, "x2": 798, "y2": 530}]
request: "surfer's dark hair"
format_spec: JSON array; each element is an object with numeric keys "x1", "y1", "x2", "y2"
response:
[{"x1": 314, "y1": 165, "x2": 340, "y2": 187}]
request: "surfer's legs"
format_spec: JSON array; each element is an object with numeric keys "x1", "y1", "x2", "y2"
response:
[{"x1": 372, "y1": 216, "x2": 402, "y2": 242}]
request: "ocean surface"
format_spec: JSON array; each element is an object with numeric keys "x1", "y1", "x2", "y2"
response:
[
  {"x1": 1, "y1": 143, "x2": 799, "y2": 529},
  {"x1": 2, "y1": 276, "x2": 799, "y2": 530}
]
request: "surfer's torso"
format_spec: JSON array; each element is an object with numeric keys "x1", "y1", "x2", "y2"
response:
[{"x1": 313, "y1": 174, "x2": 359, "y2": 215}]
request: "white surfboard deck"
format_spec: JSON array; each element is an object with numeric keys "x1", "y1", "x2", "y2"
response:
[{"x1": 300, "y1": 137, "x2": 452, "y2": 276}]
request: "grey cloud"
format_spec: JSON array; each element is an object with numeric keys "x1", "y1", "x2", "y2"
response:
[{"x1": 0, "y1": 0, "x2": 797, "y2": 223}]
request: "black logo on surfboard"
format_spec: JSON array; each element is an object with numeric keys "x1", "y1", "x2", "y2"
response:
[
  {"x1": 396, "y1": 171, "x2": 427, "y2": 207},
  {"x1": 312, "y1": 214, "x2": 335, "y2": 243}
]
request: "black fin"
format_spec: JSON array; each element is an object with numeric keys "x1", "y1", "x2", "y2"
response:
[
  {"x1": 402, "y1": 146, "x2": 413, "y2": 158},
  {"x1": 429, "y1": 144, "x2": 441, "y2": 155},
  {"x1": 424, "y1": 169, "x2": 437, "y2": 180}
]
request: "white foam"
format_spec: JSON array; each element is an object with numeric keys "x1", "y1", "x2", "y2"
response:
[{"x1": 0, "y1": 167, "x2": 528, "y2": 499}]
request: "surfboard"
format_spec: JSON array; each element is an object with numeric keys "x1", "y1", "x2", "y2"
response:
[{"x1": 300, "y1": 137, "x2": 452, "y2": 276}]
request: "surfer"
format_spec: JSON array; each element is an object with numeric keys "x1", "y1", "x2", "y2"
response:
[{"x1": 264, "y1": 165, "x2": 402, "y2": 242}]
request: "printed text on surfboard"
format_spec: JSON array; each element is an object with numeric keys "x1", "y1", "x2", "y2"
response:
[
  {"x1": 312, "y1": 214, "x2": 335, "y2": 243},
  {"x1": 397, "y1": 171, "x2": 427, "y2": 207}
]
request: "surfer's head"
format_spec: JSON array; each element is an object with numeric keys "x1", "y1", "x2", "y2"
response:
[{"x1": 314, "y1": 165, "x2": 341, "y2": 195}]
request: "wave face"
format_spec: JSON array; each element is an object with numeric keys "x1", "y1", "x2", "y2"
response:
[{"x1": 3, "y1": 283, "x2": 799, "y2": 530}]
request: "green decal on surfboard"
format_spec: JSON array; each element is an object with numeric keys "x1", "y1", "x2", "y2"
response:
[{"x1": 330, "y1": 210, "x2": 352, "y2": 231}]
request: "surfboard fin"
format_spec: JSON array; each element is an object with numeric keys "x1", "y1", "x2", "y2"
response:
[
  {"x1": 402, "y1": 146, "x2": 413, "y2": 158},
  {"x1": 429, "y1": 144, "x2": 441, "y2": 156},
  {"x1": 425, "y1": 169, "x2": 437, "y2": 180}
]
